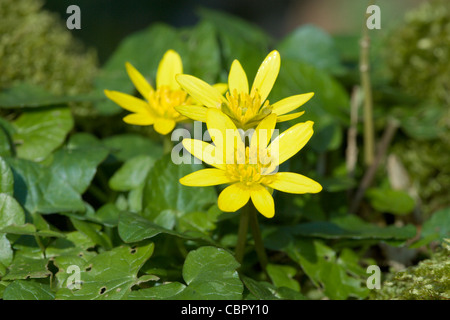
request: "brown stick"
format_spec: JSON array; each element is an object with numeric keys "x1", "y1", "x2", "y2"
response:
[{"x1": 350, "y1": 118, "x2": 399, "y2": 214}]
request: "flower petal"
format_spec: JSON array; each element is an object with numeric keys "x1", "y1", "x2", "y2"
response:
[
  {"x1": 179, "y1": 168, "x2": 232, "y2": 186},
  {"x1": 125, "y1": 62, "x2": 154, "y2": 101},
  {"x1": 250, "y1": 184, "x2": 275, "y2": 218},
  {"x1": 182, "y1": 138, "x2": 226, "y2": 170},
  {"x1": 264, "y1": 172, "x2": 322, "y2": 194},
  {"x1": 206, "y1": 109, "x2": 245, "y2": 164},
  {"x1": 154, "y1": 118, "x2": 176, "y2": 135},
  {"x1": 213, "y1": 83, "x2": 228, "y2": 95},
  {"x1": 228, "y1": 60, "x2": 249, "y2": 95},
  {"x1": 175, "y1": 105, "x2": 207, "y2": 122},
  {"x1": 276, "y1": 111, "x2": 305, "y2": 123},
  {"x1": 218, "y1": 183, "x2": 250, "y2": 212},
  {"x1": 176, "y1": 74, "x2": 225, "y2": 109},
  {"x1": 104, "y1": 90, "x2": 149, "y2": 113},
  {"x1": 156, "y1": 50, "x2": 183, "y2": 90},
  {"x1": 250, "y1": 113, "x2": 277, "y2": 148},
  {"x1": 267, "y1": 121, "x2": 314, "y2": 165},
  {"x1": 271, "y1": 93, "x2": 314, "y2": 116},
  {"x1": 123, "y1": 113, "x2": 154, "y2": 126},
  {"x1": 250, "y1": 50, "x2": 280, "y2": 103}
]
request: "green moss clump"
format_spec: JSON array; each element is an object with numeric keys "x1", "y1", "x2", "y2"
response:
[
  {"x1": 0, "y1": 0, "x2": 98, "y2": 96},
  {"x1": 386, "y1": 0, "x2": 450, "y2": 104},
  {"x1": 374, "y1": 240, "x2": 450, "y2": 300}
]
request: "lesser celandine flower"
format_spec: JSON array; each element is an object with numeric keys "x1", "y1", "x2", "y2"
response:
[
  {"x1": 179, "y1": 108, "x2": 322, "y2": 218},
  {"x1": 104, "y1": 50, "x2": 193, "y2": 135},
  {"x1": 176, "y1": 50, "x2": 314, "y2": 130}
]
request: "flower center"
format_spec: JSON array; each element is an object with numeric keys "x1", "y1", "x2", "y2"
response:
[
  {"x1": 224, "y1": 146, "x2": 277, "y2": 186},
  {"x1": 221, "y1": 89, "x2": 272, "y2": 129},
  {"x1": 147, "y1": 85, "x2": 191, "y2": 119}
]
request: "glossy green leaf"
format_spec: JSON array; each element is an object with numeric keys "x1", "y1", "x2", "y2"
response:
[
  {"x1": 0, "y1": 82, "x2": 96, "y2": 109},
  {"x1": 142, "y1": 154, "x2": 217, "y2": 217},
  {"x1": 2, "y1": 255, "x2": 50, "y2": 280},
  {"x1": 103, "y1": 134, "x2": 163, "y2": 162},
  {"x1": 278, "y1": 25, "x2": 344, "y2": 75},
  {"x1": 174, "y1": 246, "x2": 243, "y2": 300},
  {"x1": 3, "y1": 280, "x2": 54, "y2": 300},
  {"x1": 421, "y1": 207, "x2": 450, "y2": 242},
  {"x1": 56, "y1": 242, "x2": 155, "y2": 300},
  {"x1": 128, "y1": 282, "x2": 186, "y2": 300},
  {"x1": 69, "y1": 218, "x2": 112, "y2": 250},
  {"x1": 6, "y1": 158, "x2": 85, "y2": 214},
  {"x1": 109, "y1": 155, "x2": 155, "y2": 191},
  {"x1": 286, "y1": 240, "x2": 369, "y2": 300},
  {"x1": 0, "y1": 193, "x2": 25, "y2": 267},
  {"x1": 49, "y1": 138, "x2": 109, "y2": 194},
  {"x1": 266, "y1": 263, "x2": 300, "y2": 292},
  {"x1": 0, "y1": 157, "x2": 14, "y2": 195},
  {"x1": 198, "y1": 8, "x2": 270, "y2": 80},
  {"x1": 12, "y1": 107, "x2": 73, "y2": 161},
  {"x1": 366, "y1": 188, "x2": 416, "y2": 215}
]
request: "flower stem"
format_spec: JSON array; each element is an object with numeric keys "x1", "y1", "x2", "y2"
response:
[
  {"x1": 163, "y1": 134, "x2": 173, "y2": 155},
  {"x1": 360, "y1": 2, "x2": 375, "y2": 166},
  {"x1": 248, "y1": 203, "x2": 268, "y2": 270},
  {"x1": 235, "y1": 203, "x2": 250, "y2": 264}
]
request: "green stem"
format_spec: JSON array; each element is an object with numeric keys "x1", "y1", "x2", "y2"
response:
[
  {"x1": 235, "y1": 203, "x2": 250, "y2": 264},
  {"x1": 34, "y1": 235, "x2": 46, "y2": 258},
  {"x1": 248, "y1": 203, "x2": 268, "y2": 271},
  {"x1": 163, "y1": 134, "x2": 173, "y2": 155},
  {"x1": 360, "y1": 2, "x2": 375, "y2": 166}
]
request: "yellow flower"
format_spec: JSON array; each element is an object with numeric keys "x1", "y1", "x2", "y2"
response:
[
  {"x1": 179, "y1": 108, "x2": 322, "y2": 218},
  {"x1": 175, "y1": 50, "x2": 314, "y2": 130},
  {"x1": 104, "y1": 50, "x2": 192, "y2": 135}
]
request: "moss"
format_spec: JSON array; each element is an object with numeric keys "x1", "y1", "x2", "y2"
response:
[
  {"x1": 373, "y1": 240, "x2": 450, "y2": 300},
  {"x1": 0, "y1": 0, "x2": 98, "y2": 96},
  {"x1": 386, "y1": 0, "x2": 450, "y2": 104}
]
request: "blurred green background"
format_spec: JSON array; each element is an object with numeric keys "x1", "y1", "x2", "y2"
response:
[{"x1": 42, "y1": 0, "x2": 427, "y2": 64}]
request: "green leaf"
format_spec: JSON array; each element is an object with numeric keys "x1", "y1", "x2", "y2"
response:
[
  {"x1": 46, "y1": 231, "x2": 96, "y2": 258},
  {"x1": 241, "y1": 275, "x2": 307, "y2": 300},
  {"x1": 3, "y1": 280, "x2": 54, "y2": 300},
  {"x1": 198, "y1": 8, "x2": 270, "y2": 80},
  {"x1": 0, "y1": 193, "x2": 25, "y2": 267},
  {"x1": 421, "y1": 207, "x2": 450, "y2": 243},
  {"x1": 0, "y1": 157, "x2": 14, "y2": 195},
  {"x1": 286, "y1": 240, "x2": 369, "y2": 300},
  {"x1": 12, "y1": 107, "x2": 73, "y2": 161},
  {"x1": 103, "y1": 134, "x2": 163, "y2": 162},
  {"x1": 49, "y1": 138, "x2": 109, "y2": 194},
  {"x1": 181, "y1": 21, "x2": 221, "y2": 83},
  {"x1": 0, "y1": 82, "x2": 95, "y2": 109},
  {"x1": 94, "y1": 24, "x2": 186, "y2": 115},
  {"x1": 271, "y1": 59, "x2": 349, "y2": 151},
  {"x1": 241, "y1": 276, "x2": 278, "y2": 300},
  {"x1": 6, "y1": 158, "x2": 85, "y2": 214},
  {"x1": 266, "y1": 263, "x2": 300, "y2": 292},
  {"x1": 0, "y1": 223, "x2": 64, "y2": 238},
  {"x1": 265, "y1": 215, "x2": 416, "y2": 246},
  {"x1": 128, "y1": 282, "x2": 186, "y2": 300},
  {"x1": 118, "y1": 211, "x2": 216, "y2": 244},
  {"x1": 278, "y1": 25, "x2": 343, "y2": 75},
  {"x1": 142, "y1": 154, "x2": 217, "y2": 217},
  {"x1": 55, "y1": 242, "x2": 155, "y2": 300},
  {"x1": 0, "y1": 125, "x2": 12, "y2": 157},
  {"x1": 366, "y1": 188, "x2": 416, "y2": 215},
  {"x1": 69, "y1": 218, "x2": 112, "y2": 250},
  {"x1": 109, "y1": 155, "x2": 155, "y2": 191},
  {"x1": 3, "y1": 255, "x2": 50, "y2": 280},
  {"x1": 174, "y1": 246, "x2": 243, "y2": 300}
]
